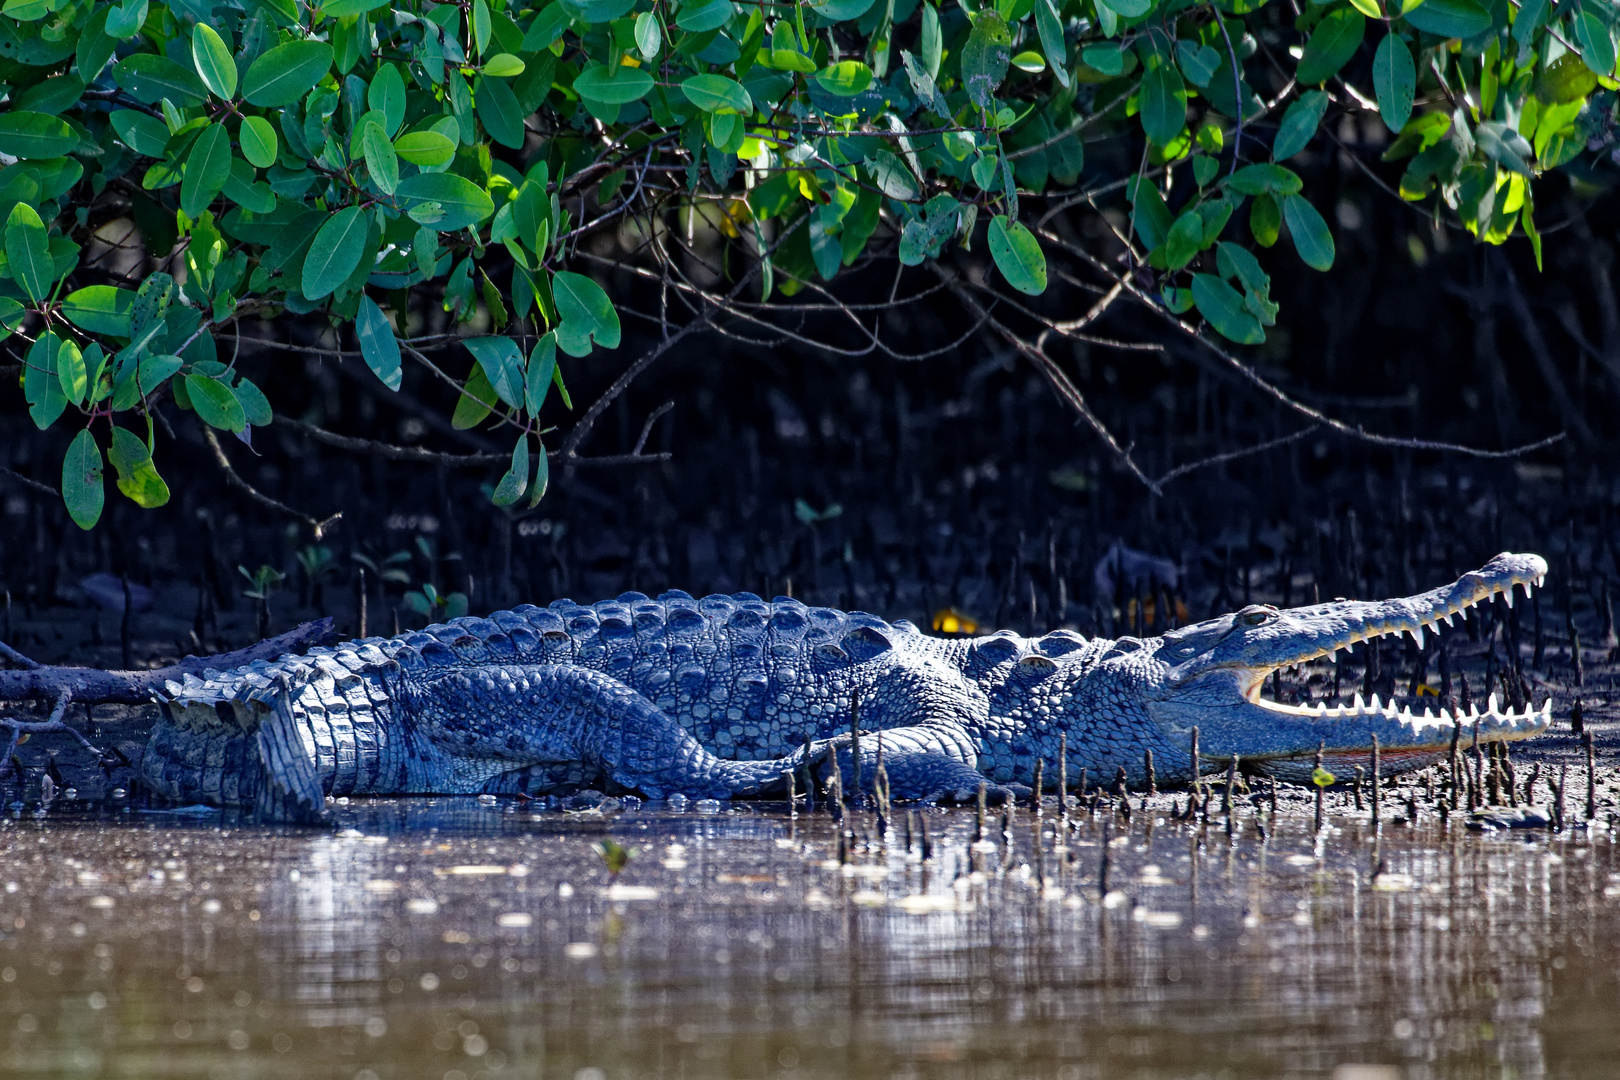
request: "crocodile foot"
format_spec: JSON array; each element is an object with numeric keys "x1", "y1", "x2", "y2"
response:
[
  {"x1": 923, "y1": 780, "x2": 1031, "y2": 806},
  {"x1": 808, "y1": 743, "x2": 1026, "y2": 806}
]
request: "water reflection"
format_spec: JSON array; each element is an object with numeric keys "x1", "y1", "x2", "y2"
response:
[{"x1": 0, "y1": 798, "x2": 1614, "y2": 1079}]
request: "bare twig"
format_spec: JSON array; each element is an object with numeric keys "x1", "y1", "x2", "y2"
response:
[
  {"x1": 398, "y1": 342, "x2": 529, "y2": 437},
  {"x1": 630, "y1": 401, "x2": 674, "y2": 457},
  {"x1": 877, "y1": 312, "x2": 996, "y2": 361},
  {"x1": 558, "y1": 213, "x2": 811, "y2": 460},
  {"x1": 0, "y1": 690, "x2": 95, "y2": 767},
  {"x1": 200, "y1": 426, "x2": 342, "y2": 539},
  {"x1": 1039, "y1": 227, "x2": 1569, "y2": 461},
  {"x1": 276, "y1": 417, "x2": 511, "y2": 466},
  {"x1": 276, "y1": 415, "x2": 671, "y2": 469},
  {"x1": 235, "y1": 331, "x2": 463, "y2": 360},
  {"x1": 1006, "y1": 84, "x2": 1136, "y2": 161},
  {"x1": 1211, "y1": 1, "x2": 1247, "y2": 177},
  {"x1": 0, "y1": 465, "x2": 57, "y2": 498},
  {"x1": 1154, "y1": 425, "x2": 1322, "y2": 486},
  {"x1": 573, "y1": 242, "x2": 979, "y2": 361},
  {"x1": 1498, "y1": 257, "x2": 1596, "y2": 446},
  {"x1": 937, "y1": 268, "x2": 1159, "y2": 492},
  {"x1": 1049, "y1": 280, "x2": 1125, "y2": 334},
  {"x1": 0, "y1": 642, "x2": 40, "y2": 670},
  {"x1": 558, "y1": 317, "x2": 712, "y2": 461}
]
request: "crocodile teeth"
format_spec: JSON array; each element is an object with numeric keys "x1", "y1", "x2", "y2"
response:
[
  {"x1": 1369, "y1": 693, "x2": 1381, "y2": 713},
  {"x1": 1411, "y1": 626, "x2": 1425, "y2": 648},
  {"x1": 1503, "y1": 588, "x2": 1514, "y2": 609},
  {"x1": 1523, "y1": 583, "x2": 1534, "y2": 599},
  {"x1": 1353, "y1": 693, "x2": 1365, "y2": 710},
  {"x1": 1487, "y1": 692, "x2": 1499, "y2": 715}
]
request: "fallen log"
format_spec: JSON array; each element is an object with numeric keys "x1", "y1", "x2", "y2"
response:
[{"x1": 0, "y1": 618, "x2": 336, "y2": 706}]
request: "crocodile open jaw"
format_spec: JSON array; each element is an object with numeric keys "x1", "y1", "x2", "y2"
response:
[{"x1": 1156, "y1": 553, "x2": 1553, "y2": 776}]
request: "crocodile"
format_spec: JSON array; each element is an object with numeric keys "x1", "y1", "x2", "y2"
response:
[{"x1": 139, "y1": 552, "x2": 1553, "y2": 821}]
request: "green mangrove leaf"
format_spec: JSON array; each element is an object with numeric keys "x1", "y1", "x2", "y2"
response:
[
  {"x1": 574, "y1": 63, "x2": 656, "y2": 105},
  {"x1": 987, "y1": 215, "x2": 1047, "y2": 295},
  {"x1": 1282, "y1": 194, "x2": 1335, "y2": 270},
  {"x1": 192, "y1": 24, "x2": 238, "y2": 99},
  {"x1": 1295, "y1": 10, "x2": 1364, "y2": 86},
  {"x1": 1272, "y1": 90, "x2": 1328, "y2": 161},
  {"x1": 0, "y1": 111, "x2": 76, "y2": 159},
  {"x1": 61, "y1": 429, "x2": 105, "y2": 530},
  {"x1": 491, "y1": 435, "x2": 530, "y2": 506},
  {"x1": 242, "y1": 42, "x2": 335, "y2": 107},
  {"x1": 302, "y1": 206, "x2": 369, "y2": 300},
  {"x1": 463, "y1": 335, "x2": 526, "y2": 408},
  {"x1": 552, "y1": 271, "x2": 621, "y2": 356},
  {"x1": 109, "y1": 425, "x2": 171, "y2": 508},
  {"x1": 5, "y1": 202, "x2": 52, "y2": 303},
  {"x1": 240, "y1": 116, "x2": 279, "y2": 168},
  {"x1": 186, "y1": 374, "x2": 247, "y2": 432},
  {"x1": 1372, "y1": 33, "x2": 1416, "y2": 133},
  {"x1": 962, "y1": 11, "x2": 1012, "y2": 109},
  {"x1": 396, "y1": 173, "x2": 495, "y2": 230},
  {"x1": 180, "y1": 123, "x2": 232, "y2": 219},
  {"x1": 1191, "y1": 273, "x2": 1264, "y2": 344},
  {"x1": 1401, "y1": 0, "x2": 1491, "y2": 39},
  {"x1": 1140, "y1": 62, "x2": 1186, "y2": 147},
  {"x1": 356, "y1": 294, "x2": 403, "y2": 390},
  {"x1": 62, "y1": 286, "x2": 136, "y2": 337}
]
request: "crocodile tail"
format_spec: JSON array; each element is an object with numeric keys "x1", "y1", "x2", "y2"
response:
[
  {"x1": 252, "y1": 683, "x2": 329, "y2": 823},
  {"x1": 140, "y1": 686, "x2": 327, "y2": 824},
  {"x1": 142, "y1": 645, "x2": 404, "y2": 821},
  {"x1": 141, "y1": 697, "x2": 266, "y2": 808}
]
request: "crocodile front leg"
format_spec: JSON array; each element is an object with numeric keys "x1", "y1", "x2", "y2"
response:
[{"x1": 401, "y1": 664, "x2": 798, "y2": 799}]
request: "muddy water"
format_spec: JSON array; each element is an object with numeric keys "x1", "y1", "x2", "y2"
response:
[{"x1": 0, "y1": 799, "x2": 1615, "y2": 1080}]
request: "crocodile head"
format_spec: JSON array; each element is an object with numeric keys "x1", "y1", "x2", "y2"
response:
[{"x1": 1139, "y1": 552, "x2": 1551, "y2": 780}]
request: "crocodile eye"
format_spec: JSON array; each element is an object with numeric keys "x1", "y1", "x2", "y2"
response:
[{"x1": 1238, "y1": 606, "x2": 1275, "y2": 626}]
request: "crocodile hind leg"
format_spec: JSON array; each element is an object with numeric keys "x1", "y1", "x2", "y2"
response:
[
  {"x1": 479, "y1": 761, "x2": 605, "y2": 797},
  {"x1": 399, "y1": 663, "x2": 800, "y2": 799},
  {"x1": 811, "y1": 724, "x2": 1025, "y2": 804}
]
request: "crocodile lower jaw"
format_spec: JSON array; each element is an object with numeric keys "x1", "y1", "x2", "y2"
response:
[{"x1": 1243, "y1": 693, "x2": 1551, "y2": 755}]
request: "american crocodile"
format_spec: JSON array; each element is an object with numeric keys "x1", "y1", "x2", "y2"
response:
[{"x1": 139, "y1": 553, "x2": 1553, "y2": 821}]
